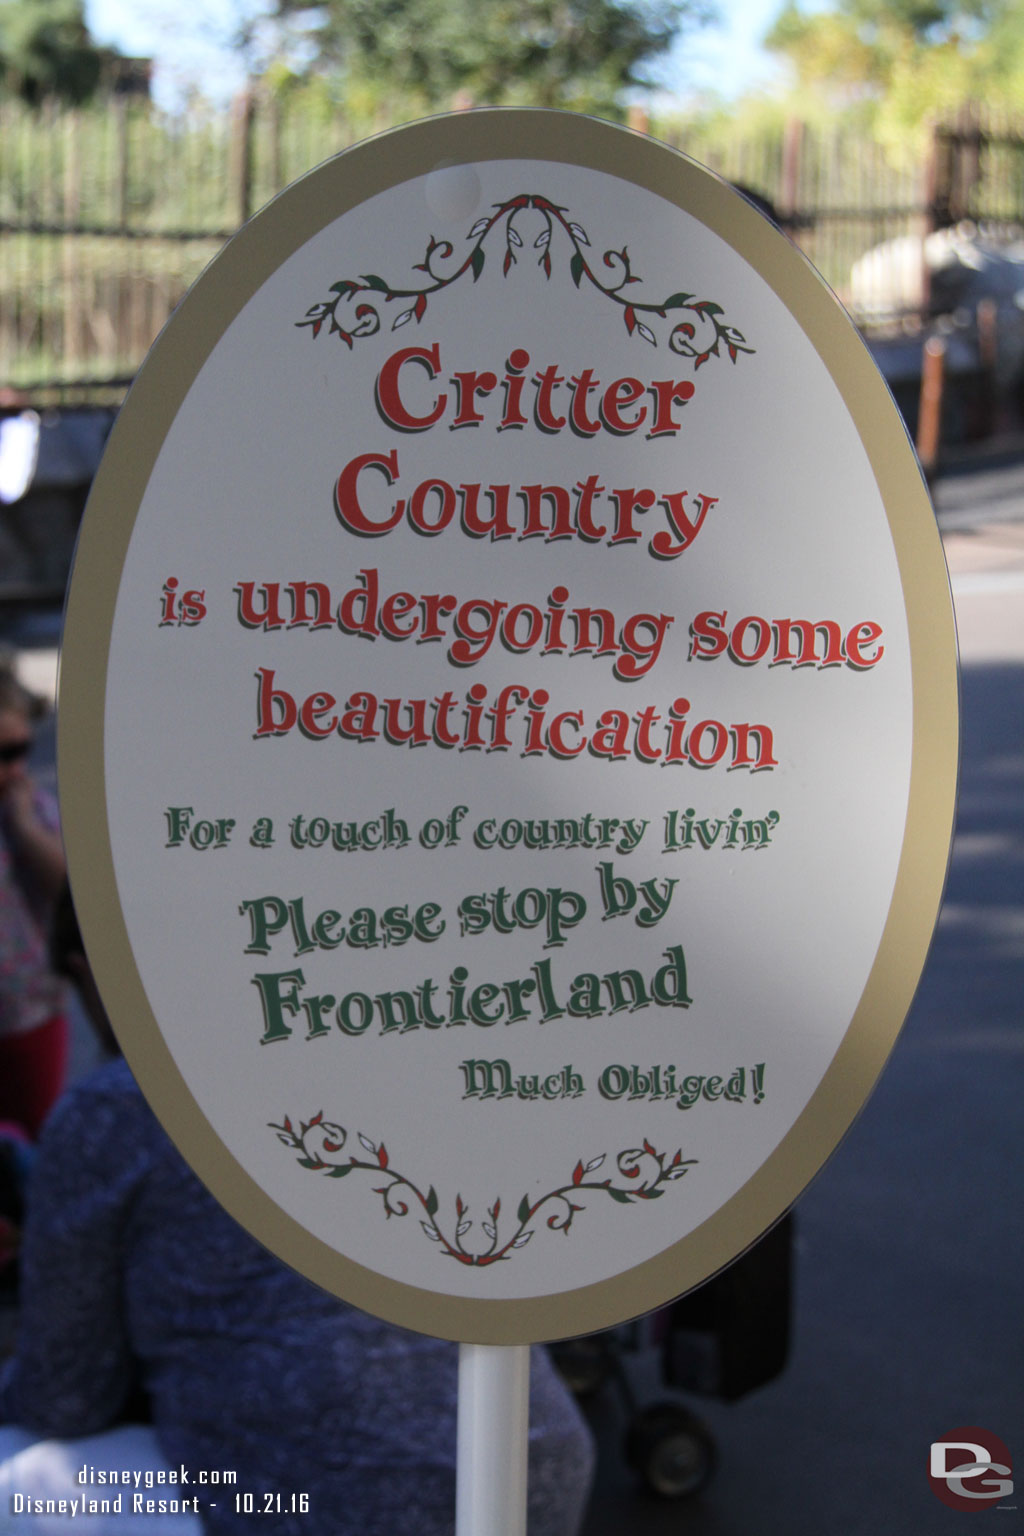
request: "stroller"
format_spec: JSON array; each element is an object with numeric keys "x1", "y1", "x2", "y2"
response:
[{"x1": 551, "y1": 1214, "x2": 793, "y2": 1498}]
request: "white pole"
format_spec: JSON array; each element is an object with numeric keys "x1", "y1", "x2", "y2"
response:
[{"x1": 456, "y1": 1342, "x2": 531, "y2": 1536}]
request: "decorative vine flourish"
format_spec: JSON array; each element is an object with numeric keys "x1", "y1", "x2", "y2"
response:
[
  {"x1": 296, "y1": 193, "x2": 754, "y2": 369},
  {"x1": 270, "y1": 1112, "x2": 697, "y2": 1267}
]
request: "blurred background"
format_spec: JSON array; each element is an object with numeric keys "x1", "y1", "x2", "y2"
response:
[
  {"x1": 0, "y1": 0, "x2": 1021, "y2": 1529},
  {"x1": 4, "y1": 0, "x2": 1024, "y2": 560}
]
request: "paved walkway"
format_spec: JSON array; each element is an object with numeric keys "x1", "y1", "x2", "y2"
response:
[{"x1": 943, "y1": 519, "x2": 1024, "y2": 663}]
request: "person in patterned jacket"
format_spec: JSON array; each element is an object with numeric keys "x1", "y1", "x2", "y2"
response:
[{"x1": 0, "y1": 891, "x2": 594, "y2": 1536}]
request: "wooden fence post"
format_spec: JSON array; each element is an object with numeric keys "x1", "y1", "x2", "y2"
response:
[
  {"x1": 232, "y1": 88, "x2": 256, "y2": 228},
  {"x1": 62, "y1": 110, "x2": 81, "y2": 371},
  {"x1": 115, "y1": 94, "x2": 130, "y2": 231},
  {"x1": 268, "y1": 92, "x2": 283, "y2": 197},
  {"x1": 916, "y1": 335, "x2": 946, "y2": 479},
  {"x1": 921, "y1": 123, "x2": 944, "y2": 320},
  {"x1": 779, "y1": 118, "x2": 804, "y2": 230},
  {"x1": 975, "y1": 296, "x2": 998, "y2": 438}
]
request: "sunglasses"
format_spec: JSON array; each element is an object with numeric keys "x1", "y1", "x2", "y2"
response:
[{"x1": 0, "y1": 740, "x2": 31, "y2": 765}]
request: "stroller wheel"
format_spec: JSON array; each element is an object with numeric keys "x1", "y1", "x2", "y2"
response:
[{"x1": 623, "y1": 1402, "x2": 717, "y2": 1499}]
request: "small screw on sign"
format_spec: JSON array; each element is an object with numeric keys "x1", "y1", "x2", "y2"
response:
[{"x1": 928, "y1": 1426, "x2": 1014, "y2": 1510}]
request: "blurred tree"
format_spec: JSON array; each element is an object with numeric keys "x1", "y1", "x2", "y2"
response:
[
  {"x1": 269, "y1": 0, "x2": 709, "y2": 116},
  {"x1": 765, "y1": 0, "x2": 1024, "y2": 132},
  {"x1": 0, "y1": 0, "x2": 105, "y2": 104}
]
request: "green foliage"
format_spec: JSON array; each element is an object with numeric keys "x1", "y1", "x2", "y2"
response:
[
  {"x1": 764, "y1": 0, "x2": 1024, "y2": 138},
  {"x1": 271, "y1": 0, "x2": 705, "y2": 116},
  {"x1": 766, "y1": 4, "x2": 875, "y2": 93},
  {"x1": 0, "y1": 0, "x2": 103, "y2": 105}
]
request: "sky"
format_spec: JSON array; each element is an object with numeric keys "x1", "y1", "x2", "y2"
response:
[{"x1": 84, "y1": 0, "x2": 788, "y2": 113}]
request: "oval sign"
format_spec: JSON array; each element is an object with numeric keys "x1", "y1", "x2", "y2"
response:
[{"x1": 59, "y1": 110, "x2": 958, "y2": 1343}]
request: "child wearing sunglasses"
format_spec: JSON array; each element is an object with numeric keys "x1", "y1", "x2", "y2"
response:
[{"x1": 0, "y1": 665, "x2": 67, "y2": 1138}]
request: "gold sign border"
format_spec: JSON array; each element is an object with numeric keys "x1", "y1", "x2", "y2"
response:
[{"x1": 58, "y1": 109, "x2": 959, "y2": 1344}]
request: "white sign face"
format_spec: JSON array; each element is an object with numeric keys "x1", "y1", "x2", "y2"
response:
[{"x1": 60, "y1": 112, "x2": 958, "y2": 1342}]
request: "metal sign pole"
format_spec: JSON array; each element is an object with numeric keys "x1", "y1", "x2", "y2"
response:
[{"x1": 456, "y1": 1344, "x2": 531, "y2": 1536}]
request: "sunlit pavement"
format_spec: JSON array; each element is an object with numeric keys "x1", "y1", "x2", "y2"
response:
[{"x1": 946, "y1": 530, "x2": 1024, "y2": 664}]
